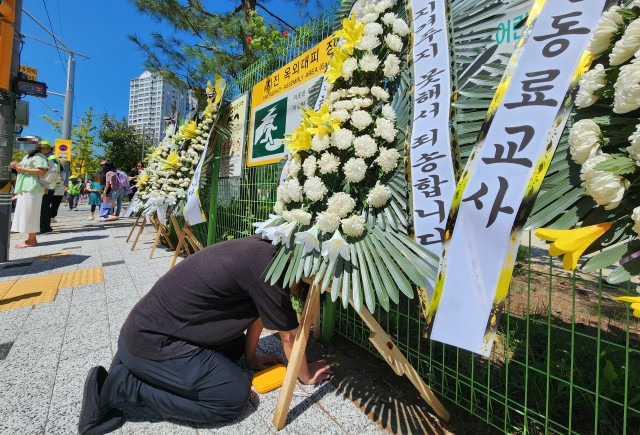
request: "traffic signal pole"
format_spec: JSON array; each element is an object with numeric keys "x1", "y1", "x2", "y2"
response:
[{"x1": 0, "y1": 0, "x2": 22, "y2": 262}]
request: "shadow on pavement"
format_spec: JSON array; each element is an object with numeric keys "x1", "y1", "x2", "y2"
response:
[{"x1": 35, "y1": 235, "x2": 109, "y2": 246}]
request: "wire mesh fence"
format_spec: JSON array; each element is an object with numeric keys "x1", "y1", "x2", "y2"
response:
[{"x1": 201, "y1": 2, "x2": 640, "y2": 433}]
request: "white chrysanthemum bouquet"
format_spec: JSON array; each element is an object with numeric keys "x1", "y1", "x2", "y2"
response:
[
  {"x1": 256, "y1": 0, "x2": 439, "y2": 313},
  {"x1": 569, "y1": 1, "x2": 640, "y2": 228}
]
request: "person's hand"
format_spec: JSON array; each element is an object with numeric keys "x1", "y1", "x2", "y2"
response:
[
  {"x1": 246, "y1": 353, "x2": 284, "y2": 371},
  {"x1": 299, "y1": 359, "x2": 331, "y2": 385},
  {"x1": 9, "y1": 161, "x2": 18, "y2": 169}
]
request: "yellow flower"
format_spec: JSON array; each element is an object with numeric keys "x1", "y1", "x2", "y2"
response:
[
  {"x1": 164, "y1": 151, "x2": 179, "y2": 169},
  {"x1": 306, "y1": 104, "x2": 340, "y2": 136},
  {"x1": 153, "y1": 146, "x2": 163, "y2": 158},
  {"x1": 535, "y1": 222, "x2": 612, "y2": 270},
  {"x1": 285, "y1": 123, "x2": 312, "y2": 154},
  {"x1": 334, "y1": 14, "x2": 364, "y2": 55},
  {"x1": 179, "y1": 120, "x2": 198, "y2": 140},
  {"x1": 614, "y1": 296, "x2": 640, "y2": 318},
  {"x1": 325, "y1": 46, "x2": 350, "y2": 84},
  {"x1": 137, "y1": 173, "x2": 149, "y2": 187}
]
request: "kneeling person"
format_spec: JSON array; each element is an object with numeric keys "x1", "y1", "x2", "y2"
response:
[{"x1": 78, "y1": 235, "x2": 330, "y2": 434}]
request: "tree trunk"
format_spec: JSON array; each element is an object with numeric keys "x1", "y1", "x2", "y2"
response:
[{"x1": 242, "y1": 0, "x2": 256, "y2": 23}]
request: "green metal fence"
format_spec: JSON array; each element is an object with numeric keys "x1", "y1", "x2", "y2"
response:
[{"x1": 202, "y1": 2, "x2": 640, "y2": 434}]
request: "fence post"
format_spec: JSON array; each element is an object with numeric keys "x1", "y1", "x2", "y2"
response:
[{"x1": 206, "y1": 134, "x2": 223, "y2": 246}]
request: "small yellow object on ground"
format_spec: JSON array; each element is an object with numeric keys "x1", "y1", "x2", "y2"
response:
[
  {"x1": 252, "y1": 364, "x2": 287, "y2": 394},
  {"x1": 36, "y1": 251, "x2": 71, "y2": 260}
]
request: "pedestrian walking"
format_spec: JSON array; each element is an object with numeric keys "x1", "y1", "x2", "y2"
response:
[
  {"x1": 86, "y1": 173, "x2": 104, "y2": 221},
  {"x1": 9, "y1": 136, "x2": 50, "y2": 248},
  {"x1": 67, "y1": 175, "x2": 82, "y2": 210}
]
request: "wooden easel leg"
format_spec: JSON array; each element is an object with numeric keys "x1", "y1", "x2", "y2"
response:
[
  {"x1": 169, "y1": 229, "x2": 186, "y2": 269},
  {"x1": 130, "y1": 218, "x2": 147, "y2": 251},
  {"x1": 355, "y1": 303, "x2": 450, "y2": 422},
  {"x1": 149, "y1": 226, "x2": 164, "y2": 259},
  {"x1": 273, "y1": 282, "x2": 321, "y2": 430},
  {"x1": 126, "y1": 214, "x2": 141, "y2": 243}
]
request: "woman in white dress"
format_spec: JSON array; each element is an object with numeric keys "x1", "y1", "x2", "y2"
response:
[{"x1": 9, "y1": 140, "x2": 49, "y2": 248}]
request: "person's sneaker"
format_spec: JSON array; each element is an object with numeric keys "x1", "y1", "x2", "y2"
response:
[
  {"x1": 87, "y1": 217, "x2": 94, "y2": 221},
  {"x1": 97, "y1": 217, "x2": 105, "y2": 222},
  {"x1": 78, "y1": 366, "x2": 124, "y2": 435}
]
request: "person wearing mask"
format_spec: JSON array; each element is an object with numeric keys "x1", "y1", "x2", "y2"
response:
[
  {"x1": 78, "y1": 235, "x2": 331, "y2": 434},
  {"x1": 128, "y1": 162, "x2": 143, "y2": 201},
  {"x1": 67, "y1": 175, "x2": 82, "y2": 210},
  {"x1": 102, "y1": 161, "x2": 124, "y2": 217},
  {"x1": 9, "y1": 136, "x2": 50, "y2": 248},
  {"x1": 39, "y1": 140, "x2": 58, "y2": 233}
]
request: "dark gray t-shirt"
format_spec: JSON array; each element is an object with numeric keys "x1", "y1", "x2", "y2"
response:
[{"x1": 120, "y1": 235, "x2": 299, "y2": 361}]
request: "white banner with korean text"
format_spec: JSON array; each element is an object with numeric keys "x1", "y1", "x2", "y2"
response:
[
  {"x1": 427, "y1": 0, "x2": 608, "y2": 356},
  {"x1": 409, "y1": 0, "x2": 456, "y2": 301}
]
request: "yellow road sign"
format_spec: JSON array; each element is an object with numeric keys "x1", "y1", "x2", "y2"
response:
[{"x1": 19, "y1": 65, "x2": 37, "y2": 81}]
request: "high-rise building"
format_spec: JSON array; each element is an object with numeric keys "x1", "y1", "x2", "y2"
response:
[{"x1": 128, "y1": 71, "x2": 193, "y2": 145}]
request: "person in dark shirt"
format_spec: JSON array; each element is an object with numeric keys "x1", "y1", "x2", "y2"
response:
[{"x1": 78, "y1": 235, "x2": 331, "y2": 434}]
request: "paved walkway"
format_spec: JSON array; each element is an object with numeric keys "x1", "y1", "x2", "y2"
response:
[{"x1": 0, "y1": 202, "x2": 386, "y2": 434}]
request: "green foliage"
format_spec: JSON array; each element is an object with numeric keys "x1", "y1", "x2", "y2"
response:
[
  {"x1": 12, "y1": 147, "x2": 25, "y2": 163},
  {"x1": 97, "y1": 114, "x2": 144, "y2": 173},
  {"x1": 594, "y1": 154, "x2": 637, "y2": 176}
]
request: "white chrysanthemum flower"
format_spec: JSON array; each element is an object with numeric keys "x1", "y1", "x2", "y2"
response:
[
  {"x1": 350, "y1": 110, "x2": 374, "y2": 130},
  {"x1": 282, "y1": 210, "x2": 295, "y2": 223},
  {"x1": 576, "y1": 64, "x2": 606, "y2": 108},
  {"x1": 611, "y1": 18, "x2": 640, "y2": 65},
  {"x1": 587, "y1": 6, "x2": 623, "y2": 55},
  {"x1": 303, "y1": 176, "x2": 328, "y2": 202},
  {"x1": 311, "y1": 133, "x2": 331, "y2": 152},
  {"x1": 331, "y1": 109, "x2": 350, "y2": 123},
  {"x1": 580, "y1": 154, "x2": 630, "y2": 210},
  {"x1": 318, "y1": 152, "x2": 341, "y2": 174},
  {"x1": 376, "y1": 147, "x2": 400, "y2": 173},
  {"x1": 327, "y1": 192, "x2": 356, "y2": 218},
  {"x1": 294, "y1": 226, "x2": 320, "y2": 253},
  {"x1": 382, "y1": 12, "x2": 397, "y2": 25},
  {"x1": 364, "y1": 22, "x2": 383, "y2": 36},
  {"x1": 374, "y1": 117, "x2": 397, "y2": 142},
  {"x1": 342, "y1": 57, "x2": 358, "y2": 80},
  {"x1": 352, "y1": 97, "x2": 373, "y2": 109},
  {"x1": 627, "y1": 123, "x2": 640, "y2": 165},
  {"x1": 392, "y1": 18, "x2": 409, "y2": 37},
  {"x1": 361, "y1": 12, "x2": 379, "y2": 24},
  {"x1": 349, "y1": 86, "x2": 370, "y2": 96},
  {"x1": 385, "y1": 33, "x2": 403, "y2": 52},
  {"x1": 367, "y1": 181, "x2": 392, "y2": 207},
  {"x1": 287, "y1": 178, "x2": 303, "y2": 202},
  {"x1": 357, "y1": 34, "x2": 381, "y2": 51},
  {"x1": 287, "y1": 154, "x2": 302, "y2": 178},
  {"x1": 321, "y1": 230, "x2": 351, "y2": 261},
  {"x1": 360, "y1": 52, "x2": 381, "y2": 72},
  {"x1": 384, "y1": 54, "x2": 401, "y2": 78},
  {"x1": 568, "y1": 119, "x2": 602, "y2": 164},
  {"x1": 613, "y1": 61, "x2": 640, "y2": 113},
  {"x1": 331, "y1": 128, "x2": 355, "y2": 150},
  {"x1": 371, "y1": 86, "x2": 390, "y2": 101},
  {"x1": 316, "y1": 211, "x2": 341, "y2": 233},
  {"x1": 274, "y1": 200, "x2": 284, "y2": 215},
  {"x1": 381, "y1": 104, "x2": 397, "y2": 122},
  {"x1": 327, "y1": 89, "x2": 347, "y2": 103},
  {"x1": 354, "y1": 134, "x2": 378, "y2": 158},
  {"x1": 343, "y1": 158, "x2": 367, "y2": 183},
  {"x1": 332, "y1": 100, "x2": 355, "y2": 111},
  {"x1": 291, "y1": 209, "x2": 312, "y2": 225},
  {"x1": 277, "y1": 184, "x2": 291, "y2": 204},
  {"x1": 302, "y1": 155, "x2": 317, "y2": 177},
  {"x1": 632, "y1": 206, "x2": 640, "y2": 237},
  {"x1": 374, "y1": 0, "x2": 393, "y2": 13},
  {"x1": 341, "y1": 214, "x2": 366, "y2": 238}
]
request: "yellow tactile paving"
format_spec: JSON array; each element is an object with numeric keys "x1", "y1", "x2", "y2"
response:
[
  {"x1": 0, "y1": 266, "x2": 104, "y2": 311},
  {"x1": 58, "y1": 267, "x2": 104, "y2": 289},
  {"x1": 36, "y1": 251, "x2": 71, "y2": 260},
  {"x1": 0, "y1": 280, "x2": 16, "y2": 299}
]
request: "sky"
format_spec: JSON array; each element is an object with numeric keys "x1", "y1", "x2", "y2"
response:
[{"x1": 18, "y1": 0, "x2": 311, "y2": 146}]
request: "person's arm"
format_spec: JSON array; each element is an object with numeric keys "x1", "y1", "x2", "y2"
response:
[
  {"x1": 279, "y1": 328, "x2": 331, "y2": 385},
  {"x1": 244, "y1": 318, "x2": 282, "y2": 371},
  {"x1": 9, "y1": 161, "x2": 46, "y2": 176}
]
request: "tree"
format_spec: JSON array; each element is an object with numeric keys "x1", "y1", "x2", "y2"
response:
[
  {"x1": 41, "y1": 106, "x2": 101, "y2": 178},
  {"x1": 97, "y1": 114, "x2": 144, "y2": 172},
  {"x1": 127, "y1": 0, "x2": 315, "y2": 101}
]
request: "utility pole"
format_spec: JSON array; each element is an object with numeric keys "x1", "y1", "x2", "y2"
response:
[{"x1": 0, "y1": 0, "x2": 22, "y2": 262}]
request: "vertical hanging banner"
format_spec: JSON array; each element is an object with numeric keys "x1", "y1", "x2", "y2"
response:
[
  {"x1": 427, "y1": 0, "x2": 608, "y2": 356},
  {"x1": 247, "y1": 36, "x2": 334, "y2": 167},
  {"x1": 219, "y1": 93, "x2": 249, "y2": 179},
  {"x1": 184, "y1": 76, "x2": 227, "y2": 225},
  {"x1": 408, "y1": 0, "x2": 457, "y2": 302}
]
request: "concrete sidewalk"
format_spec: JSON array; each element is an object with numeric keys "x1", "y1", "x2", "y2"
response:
[{"x1": 0, "y1": 203, "x2": 386, "y2": 434}]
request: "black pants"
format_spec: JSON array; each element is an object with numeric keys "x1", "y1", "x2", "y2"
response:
[
  {"x1": 40, "y1": 191, "x2": 53, "y2": 232},
  {"x1": 101, "y1": 338, "x2": 250, "y2": 423},
  {"x1": 51, "y1": 195, "x2": 63, "y2": 218}
]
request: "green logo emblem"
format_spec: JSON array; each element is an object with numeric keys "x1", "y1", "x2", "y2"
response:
[{"x1": 253, "y1": 98, "x2": 287, "y2": 159}]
